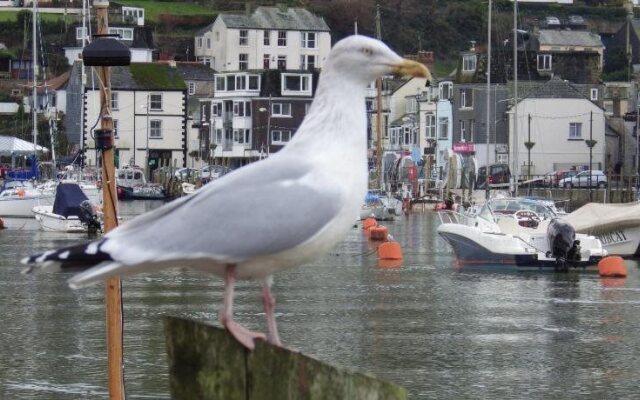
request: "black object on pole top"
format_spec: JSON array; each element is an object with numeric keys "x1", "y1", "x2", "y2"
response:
[{"x1": 82, "y1": 35, "x2": 131, "y2": 67}]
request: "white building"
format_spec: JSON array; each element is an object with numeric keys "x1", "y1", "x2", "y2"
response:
[
  {"x1": 82, "y1": 64, "x2": 187, "y2": 173},
  {"x1": 508, "y1": 78, "x2": 605, "y2": 177},
  {"x1": 194, "y1": 6, "x2": 331, "y2": 71},
  {"x1": 418, "y1": 81, "x2": 454, "y2": 177}
]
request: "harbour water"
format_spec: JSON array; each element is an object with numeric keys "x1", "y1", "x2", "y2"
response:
[{"x1": 1, "y1": 202, "x2": 640, "y2": 399}]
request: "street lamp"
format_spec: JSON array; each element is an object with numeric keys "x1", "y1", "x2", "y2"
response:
[
  {"x1": 586, "y1": 110, "x2": 597, "y2": 201},
  {"x1": 258, "y1": 96, "x2": 272, "y2": 158}
]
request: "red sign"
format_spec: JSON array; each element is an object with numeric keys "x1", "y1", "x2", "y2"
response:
[{"x1": 453, "y1": 142, "x2": 475, "y2": 153}]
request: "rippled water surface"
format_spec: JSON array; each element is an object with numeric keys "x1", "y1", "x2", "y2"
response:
[{"x1": 1, "y1": 202, "x2": 640, "y2": 399}]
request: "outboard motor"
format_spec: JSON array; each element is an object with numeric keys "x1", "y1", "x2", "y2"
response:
[
  {"x1": 546, "y1": 218, "x2": 581, "y2": 272},
  {"x1": 78, "y1": 200, "x2": 101, "y2": 235}
]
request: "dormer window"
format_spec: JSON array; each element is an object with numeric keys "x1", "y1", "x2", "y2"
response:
[
  {"x1": 108, "y1": 27, "x2": 133, "y2": 40},
  {"x1": 282, "y1": 73, "x2": 312, "y2": 96},
  {"x1": 439, "y1": 82, "x2": 453, "y2": 100},
  {"x1": 537, "y1": 54, "x2": 552, "y2": 71},
  {"x1": 462, "y1": 55, "x2": 476, "y2": 72},
  {"x1": 76, "y1": 27, "x2": 88, "y2": 40}
]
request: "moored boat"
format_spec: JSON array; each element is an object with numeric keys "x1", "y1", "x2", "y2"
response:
[
  {"x1": 0, "y1": 181, "x2": 54, "y2": 218},
  {"x1": 563, "y1": 202, "x2": 640, "y2": 257},
  {"x1": 437, "y1": 197, "x2": 606, "y2": 270},
  {"x1": 32, "y1": 183, "x2": 101, "y2": 234}
]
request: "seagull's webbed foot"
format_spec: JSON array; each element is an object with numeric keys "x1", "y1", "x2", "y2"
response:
[
  {"x1": 221, "y1": 318, "x2": 266, "y2": 350},
  {"x1": 220, "y1": 264, "x2": 267, "y2": 350}
]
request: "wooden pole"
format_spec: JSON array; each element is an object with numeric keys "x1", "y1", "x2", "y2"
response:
[
  {"x1": 95, "y1": 1, "x2": 125, "y2": 398},
  {"x1": 165, "y1": 317, "x2": 407, "y2": 400}
]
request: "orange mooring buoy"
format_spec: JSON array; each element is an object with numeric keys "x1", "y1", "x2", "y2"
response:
[
  {"x1": 362, "y1": 217, "x2": 377, "y2": 231},
  {"x1": 598, "y1": 256, "x2": 627, "y2": 278},
  {"x1": 369, "y1": 225, "x2": 389, "y2": 241},
  {"x1": 378, "y1": 240, "x2": 403, "y2": 260}
]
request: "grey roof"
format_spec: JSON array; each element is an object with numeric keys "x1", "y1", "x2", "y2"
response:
[
  {"x1": 537, "y1": 29, "x2": 603, "y2": 48},
  {"x1": 175, "y1": 62, "x2": 217, "y2": 81},
  {"x1": 522, "y1": 77, "x2": 589, "y2": 100},
  {"x1": 195, "y1": 22, "x2": 214, "y2": 37},
  {"x1": 218, "y1": 6, "x2": 329, "y2": 32}
]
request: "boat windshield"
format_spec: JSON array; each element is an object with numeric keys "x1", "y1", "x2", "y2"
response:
[
  {"x1": 489, "y1": 198, "x2": 557, "y2": 220},
  {"x1": 477, "y1": 202, "x2": 494, "y2": 223}
]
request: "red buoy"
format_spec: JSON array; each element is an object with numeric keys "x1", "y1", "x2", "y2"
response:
[
  {"x1": 598, "y1": 256, "x2": 627, "y2": 278},
  {"x1": 378, "y1": 241, "x2": 403, "y2": 260},
  {"x1": 369, "y1": 225, "x2": 389, "y2": 241}
]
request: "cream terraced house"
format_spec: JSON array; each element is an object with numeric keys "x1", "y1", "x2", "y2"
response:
[
  {"x1": 194, "y1": 6, "x2": 331, "y2": 72},
  {"x1": 82, "y1": 63, "x2": 187, "y2": 174}
]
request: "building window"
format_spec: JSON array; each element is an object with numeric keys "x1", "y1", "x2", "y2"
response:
[
  {"x1": 439, "y1": 82, "x2": 452, "y2": 100},
  {"x1": 469, "y1": 119, "x2": 475, "y2": 142},
  {"x1": 460, "y1": 120, "x2": 466, "y2": 141},
  {"x1": 215, "y1": 76, "x2": 225, "y2": 91},
  {"x1": 215, "y1": 128, "x2": 223, "y2": 144},
  {"x1": 112, "y1": 119, "x2": 118, "y2": 137},
  {"x1": 263, "y1": 54, "x2": 270, "y2": 69},
  {"x1": 497, "y1": 153, "x2": 508, "y2": 164},
  {"x1": 282, "y1": 74, "x2": 311, "y2": 94},
  {"x1": 460, "y1": 88, "x2": 473, "y2": 108},
  {"x1": 537, "y1": 54, "x2": 552, "y2": 71},
  {"x1": 569, "y1": 122, "x2": 582, "y2": 139},
  {"x1": 302, "y1": 32, "x2": 316, "y2": 48},
  {"x1": 271, "y1": 130, "x2": 291, "y2": 144},
  {"x1": 149, "y1": 94, "x2": 162, "y2": 110},
  {"x1": 272, "y1": 103, "x2": 291, "y2": 117},
  {"x1": 248, "y1": 75, "x2": 259, "y2": 90},
  {"x1": 239, "y1": 30, "x2": 248, "y2": 46},
  {"x1": 111, "y1": 92, "x2": 119, "y2": 110},
  {"x1": 300, "y1": 54, "x2": 315, "y2": 70},
  {"x1": 438, "y1": 117, "x2": 448, "y2": 139},
  {"x1": 277, "y1": 31, "x2": 287, "y2": 46},
  {"x1": 226, "y1": 76, "x2": 235, "y2": 91},
  {"x1": 234, "y1": 128, "x2": 251, "y2": 144},
  {"x1": 188, "y1": 82, "x2": 196, "y2": 95},
  {"x1": 108, "y1": 27, "x2": 133, "y2": 40},
  {"x1": 207, "y1": 38, "x2": 211, "y2": 49},
  {"x1": 149, "y1": 119, "x2": 162, "y2": 138},
  {"x1": 263, "y1": 30, "x2": 270, "y2": 46},
  {"x1": 425, "y1": 113, "x2": 436, "y2": 139},
  {"x1": 197, "y1": 37, "x2": 203, "y2": 48},
  {"x1": 236, "y1": 75, "x2": 246, "y2": 90},
  {"x1": 462, "y1": 55, "x2": 476, "y2": 72},
  {"x1": 239, "y1": 54, "x2": 248, "y2": 70},
  {"x1": 277, "y1": 55, "x2": 286, "y2": 70},
  {"x1": 212, "y1": 102, "x2": 222, "y2": 117},
  {"x1": 215, "y1": 32, "x2": 219, "y2": 41},
  {"x1": 590, "y1": 88, "x2": 598, "y2": 101}
]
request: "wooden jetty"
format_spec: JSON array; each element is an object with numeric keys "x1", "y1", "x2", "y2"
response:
[{"x1": 165, "y1": 317, "x2": 407, "y2": 400}]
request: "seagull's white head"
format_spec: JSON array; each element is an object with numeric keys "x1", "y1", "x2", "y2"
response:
[{"x1": 324, "y1": 35, "x2": 432, "y2": 87}]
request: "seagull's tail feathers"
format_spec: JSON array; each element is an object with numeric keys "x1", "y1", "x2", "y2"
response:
[
  {"x1": 21, "y1": 239, "x2": 113, "y2": 274},
  {"x1": 67, "y1": 261, "x2": 126, "y2": 289}
]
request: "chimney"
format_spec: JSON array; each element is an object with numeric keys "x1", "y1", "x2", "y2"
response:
[{"x1": 245, "y1": 1, "x2": 252, "y2": 16}]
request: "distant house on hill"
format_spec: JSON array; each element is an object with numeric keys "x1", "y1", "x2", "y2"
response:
[
  {"x1": 63, "y1": 23, "x2": 155, "y2": 65},
  {"x1": 66, "y1": 61, "x2": 187, "y2": 172},
  {"x1": 194, "y1": 5, "x2": 331, "y2": 72}
]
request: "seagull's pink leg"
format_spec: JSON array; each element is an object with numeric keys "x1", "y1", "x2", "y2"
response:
[
  {"x1": 219, "y1": 264, "x2": 265, "y2": 350},
  {"x1": 262, "y1": 276, "x2": 281, "y2": 346}
]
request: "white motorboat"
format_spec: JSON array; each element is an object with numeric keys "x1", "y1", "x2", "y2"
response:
[
  {"x1": 437, "y1": 197, "x2": 607, "y2": 271},
  {"x1": 32, "y1": 183, "x2": 101, "y2": 233},
  {"x1": 563, "y1": 202, "x2": 640, "y2": 257},
  {"x1": 0, "y1": 181, "x2": 54, "y2": 218}
]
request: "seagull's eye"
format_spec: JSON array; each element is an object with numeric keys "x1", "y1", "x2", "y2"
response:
[{"x1": 362, "y1": 48, "x2": 373, "y2": 56}]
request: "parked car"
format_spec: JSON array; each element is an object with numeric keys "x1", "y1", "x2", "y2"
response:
[
  {"x1": 558, "y1": 170, "x2": 607, "y2": 189},
  {"x1": 543, "y1": 170, "x2": 578, "y2": 187},
  {"x1": 545, "y1": 16, "x2": 561, "y2": 27},
  {"x1": 476, "y1": 163, "x2": 511, "y2": 189},
  {"x1": 623, "y1": 110, "x2": 638, "y2": 121},
  {"x1": 174, "y1": 167, "x2": 197, "y2": 180},
  {"x1": 200, "y1": 164, "x2": 231, "y2": 180},
  {"x1": 567, "y1": 15, "x2": 585, "y2": 26}
]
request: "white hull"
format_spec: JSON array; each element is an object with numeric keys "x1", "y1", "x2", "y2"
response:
[
  {"x1": 32, "y1": 205, "x2": 87, "y2": 233},
  {"x1": 0, "y1": 194, "x2": 54, "y2": 218},
  {"x1": 591, "y1": 226, "x2": 640, "y2": 258}
]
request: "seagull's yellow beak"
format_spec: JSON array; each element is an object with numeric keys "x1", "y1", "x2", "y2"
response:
[{"x1": 392, "y1": 59, "x2": 431, "y2": 80}]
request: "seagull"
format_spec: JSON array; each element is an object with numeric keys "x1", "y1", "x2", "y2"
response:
[{"x1": 22, "y1": 35, "x2": 430, "y2": 349}]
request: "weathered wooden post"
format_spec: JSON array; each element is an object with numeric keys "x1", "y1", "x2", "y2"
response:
[{"x1": 165, "y1": 317, "x2": 407, "y2": 400}]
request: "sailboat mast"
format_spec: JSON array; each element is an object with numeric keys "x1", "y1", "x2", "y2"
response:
[
  {"x1": 375, "y1": 2, "x2": 383, "y2": 190},
  {"x1": 485, "y1": 0, "x2": 492, "y2": 197},
  {"x1": 512, "y1": 0, "x2": 519, "y2": 196},
  {"x1": 32, "y1": 0, "x2": 38, "y2": 158},
  {"x1": 79, "y1": 0, "x2": 87, "y2": 168}
]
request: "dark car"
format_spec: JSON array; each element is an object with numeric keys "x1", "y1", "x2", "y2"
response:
[
  {"x1": 623, "y1": 110, "x2": 638, "y2": 121},
  {"x1": 476, "y1": 163, "x2": 511, "y2": 189}
]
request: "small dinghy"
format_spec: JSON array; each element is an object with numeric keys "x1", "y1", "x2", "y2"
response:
[{"x1": 32, "y1": 183, "x2": 102, "y2": 234}]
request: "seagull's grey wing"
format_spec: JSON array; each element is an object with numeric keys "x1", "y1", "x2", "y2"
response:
[{"x1": 105, "y1": 156, "x2": 343, "y2": 263}]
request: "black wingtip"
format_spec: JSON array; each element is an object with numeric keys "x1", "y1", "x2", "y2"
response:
[{"x1": 22, "y1": 240, "x2": 113, "y2": 272}]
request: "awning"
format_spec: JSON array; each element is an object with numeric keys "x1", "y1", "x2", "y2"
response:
[{"x1": 0, "y1": 135, "x2": 49, "y2": 156}]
